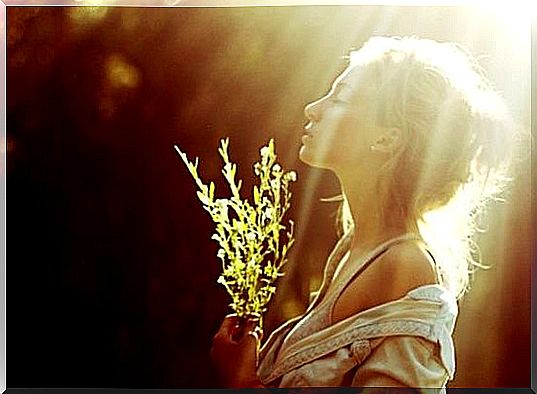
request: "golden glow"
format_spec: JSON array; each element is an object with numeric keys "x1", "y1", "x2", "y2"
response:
[
  {"x1": 105, "y1": 54, "x2": 141, "y2": 89},
  {"x1": 475, "y1": 3, "x2": 534, "y2": 49},
  {"x1": 67, "y1": 6, "x2": 109, "y2": 27},
  {"x1": 281, "y1": 299, "x2": 303, "y2": 319},
  {"x1": 308, "y1": 276, "x2": 322, "y2": 293}
]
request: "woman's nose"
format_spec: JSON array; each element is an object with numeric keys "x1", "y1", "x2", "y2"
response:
[{"x1": 304, "y1": 99, "x2": 323, "y2": 122}]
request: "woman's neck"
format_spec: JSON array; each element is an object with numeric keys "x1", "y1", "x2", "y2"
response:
[{"x1": 339, "y1": 173, "x2": 418, "y2": 255}]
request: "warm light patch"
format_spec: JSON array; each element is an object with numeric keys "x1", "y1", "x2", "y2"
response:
[
  {"x1": 309, "y1": 275, "x2": 321, "y2": 292},
  {"x1": 68, "y1": 6, "x2": 109, "y2": 27},
  {"x1": 474, "y1": 3, "x2": 533, "y2": 54},
  {"x1": 282, "y1": 299, "x2": 303, "y2": 319},
  {"x1": 105, "y1": 55, "x2": 141, "y2": 89}
]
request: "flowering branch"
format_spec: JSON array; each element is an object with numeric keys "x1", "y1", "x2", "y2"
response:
[{"x1": 174, "y1": 138, "x2": 296, "y2": 333}]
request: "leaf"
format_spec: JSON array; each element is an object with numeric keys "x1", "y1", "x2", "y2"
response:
[
  {"x1": 253, "y1": 185, "x2": 260, "y2": 204},
  {"x1": 209, "y1": 182, "x2": 215, "y2": 200},
  {"x1": 196, "y1": 190, "x2": 210, "y2": 205}
]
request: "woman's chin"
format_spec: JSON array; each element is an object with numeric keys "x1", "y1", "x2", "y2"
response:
[
  {"x1": 299, "y1": 145, "x2": 313, "y2": 165},
  {"x1": 299, "y1": 145, "x2": 329, "y2": 169}
]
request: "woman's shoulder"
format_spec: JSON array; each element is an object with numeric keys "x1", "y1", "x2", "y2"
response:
[
  {"x1": 379, "y1": 240, "x2": 439, "y2": 288},
  {"x1": 332, "y1": 240, "x2": 439, "y2": 324}
]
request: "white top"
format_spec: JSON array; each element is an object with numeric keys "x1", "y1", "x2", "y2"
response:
[{"x1": 257, "y1": 233, "x2": 458, "y2": 391}]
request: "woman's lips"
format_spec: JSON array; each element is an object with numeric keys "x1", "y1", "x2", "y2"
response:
[{"x1": 301, "y1": 132, "x2": 313, "y2": 144}]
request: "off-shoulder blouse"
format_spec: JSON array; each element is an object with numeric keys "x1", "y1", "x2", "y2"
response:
[{"x1": 256, "y1": 233, "x2": 458, "y2": 392}]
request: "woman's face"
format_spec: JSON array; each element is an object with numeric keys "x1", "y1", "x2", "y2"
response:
[{"x1": 299, "y1": 64, "x2": 384, "y2": 172}]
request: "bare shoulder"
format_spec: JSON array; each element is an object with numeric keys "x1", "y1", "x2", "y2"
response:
[
  {"x1": 379, "y1": 240, "x2": 439, "y2": 292},
  {"x1": 332, "y1": 241, "x2": 438, "y2": 324}
]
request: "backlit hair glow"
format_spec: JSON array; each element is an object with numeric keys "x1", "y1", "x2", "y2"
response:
[{"x1": 338, "y1": 36, "x2": 516, "y2": 299}]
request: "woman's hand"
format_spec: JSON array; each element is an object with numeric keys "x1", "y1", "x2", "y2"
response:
[{"x1": 210, "y1": 314, "x2": 265, "y2": 388}]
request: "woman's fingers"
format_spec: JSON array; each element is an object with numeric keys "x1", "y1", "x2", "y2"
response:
[
  {"x1": 236, "y1": 317, "x2": 260, "y2": 343},
  {"x1": 211, "y1": 315, "x2": 264, "y2": 386},
  {"x1": 215, "y1": 314, "x2": 240, "y2": 340},
  {"x1": 243, "y1": 318, "x2": 257, "y2": 333},
  {"x1": 246, "y1": 329, "x2": 261, "y2": 344},
  {"x1": 245, "y1": 319, "x2": 261, "y2": 338},
  {"x1": 214, "y1": 314, "x2": 262, "y2": 344}
]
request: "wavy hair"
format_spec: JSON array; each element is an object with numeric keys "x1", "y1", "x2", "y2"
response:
[{"x1": 336, "y1": 36, "x2": 519, "y2": 299}]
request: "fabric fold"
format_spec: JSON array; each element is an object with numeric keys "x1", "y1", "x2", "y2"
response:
[{"x1": 257, "y1": 284, "x2": 458, "y2": 386}]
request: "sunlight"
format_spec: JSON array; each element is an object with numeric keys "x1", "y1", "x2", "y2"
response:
[
  {"x1": 475, "y1": 3, "x2": 533, "y2": 48},
  {"x1": 105, "y1": 54, "x2": 141, "y2": 89},
  {"x1": 67, "y1": 6, "x2": 109, "y2": 28}
]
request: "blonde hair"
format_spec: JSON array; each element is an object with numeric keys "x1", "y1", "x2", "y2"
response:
[{"x1": 337, "y1": 36, "x2": 517, "y2": 299}]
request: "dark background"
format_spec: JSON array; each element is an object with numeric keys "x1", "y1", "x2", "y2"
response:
[{"x1": 6, "y1": 5, "x2": 532, "y2": 388}]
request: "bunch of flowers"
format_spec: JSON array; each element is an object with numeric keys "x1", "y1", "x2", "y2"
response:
[{"x1": 174, "y1": 138, "x2": 296, "y2": 333}]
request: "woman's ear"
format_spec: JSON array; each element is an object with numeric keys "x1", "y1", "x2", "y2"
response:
[{"x1": 371, "y1": 127, "x2": 404, "y2": 154}]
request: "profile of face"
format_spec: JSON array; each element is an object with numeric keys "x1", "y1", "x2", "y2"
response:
[{"x1": 300, "y1": 62, "x2": 402, "y2": 175}]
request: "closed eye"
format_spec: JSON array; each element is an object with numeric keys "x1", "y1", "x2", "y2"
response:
[{"x1": 329, "y1": 97, "x2": 348, "y2": 105}]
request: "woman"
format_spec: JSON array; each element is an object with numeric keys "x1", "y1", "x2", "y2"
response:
[{"x1": 210, "y1": 36, "x2": 515, "y2": 390}]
